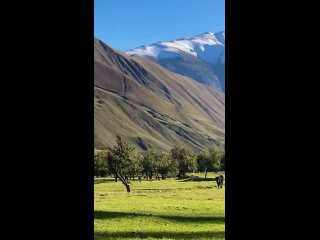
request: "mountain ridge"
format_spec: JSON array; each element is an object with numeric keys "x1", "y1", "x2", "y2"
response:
[
  {"x1": 126, "y1": 31, "x2": 225, "y2": 64},
  {"x1": 126, "y1": 31, "x2": 225, "y2": 91},
  {"x1": 94, "y1": 38, "x2": 225, "y2": 152}
]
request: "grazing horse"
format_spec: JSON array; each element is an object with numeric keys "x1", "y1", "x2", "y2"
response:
[{"x1": 215, "y1": 175, "x2": 224, "y2": 189}]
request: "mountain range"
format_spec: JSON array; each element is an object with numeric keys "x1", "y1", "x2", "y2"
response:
[
  {"x1": 94, "y1": 37, "x2": 225, "y2": 152},
  {"x1": 126, "y1": 31, "x2": 225, "y2": 91}
]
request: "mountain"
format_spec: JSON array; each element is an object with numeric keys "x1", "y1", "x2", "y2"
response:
[
  {"x1": 126, "y1": 31, "x2": 225, "y2": 91},
  {"x1": 94, "y1": 38, "x2": 225, "y2": 152}
]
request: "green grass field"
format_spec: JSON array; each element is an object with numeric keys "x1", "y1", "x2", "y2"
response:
[{"x1": 94, "y1": 172, "x2": 225, "y2": 240}]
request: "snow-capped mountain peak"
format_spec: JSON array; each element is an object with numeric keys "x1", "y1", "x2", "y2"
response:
[{"x1": 126, "y1": 31, "x2": 225, "y2": 65}]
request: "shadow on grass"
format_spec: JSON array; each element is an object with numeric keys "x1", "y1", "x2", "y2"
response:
[
  {"x1": 179, "y1": 177, "x2": 216, "y2": 182},
  {"x1": 94, "y1": 211, "x2": 225, "y2": 223},
  {"x1": 94, "y1": 231, "x2": 225, "y2": 239},
  {"x1": 94, "y1": 179, "x2": 116, "y2": 184}
]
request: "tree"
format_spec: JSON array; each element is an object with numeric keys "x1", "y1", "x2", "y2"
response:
[
  {"x1": 186, "y1": 153, "x2": 197, "y2": 174},
  {"x1": 209, "y1": 143, "x2": 224, "y2": 172},
  {"x1": 196, "y1": 152, "x2": 212, "y2": 178},
  {"x1": 220, "y1": 146, "x2": 225, "y2": 171},
  {"x1": 106, "y1": 136, "x2": 135, "y2": 192},
  {"x1": 141, "y1": 150, "x2": 157, "y2": 179},
  {"x1": 126, "y1": 153, "x2": 143, "y2": 180},
  {"x1": 94, "y1": 149, "x2": 108, "y2": 177},
  {"x1": 170, "y1": 146, "x2": 196, "y2": 178},
  {"x1": 156, "y1": 151, "x2": 178, "y2": 179}
]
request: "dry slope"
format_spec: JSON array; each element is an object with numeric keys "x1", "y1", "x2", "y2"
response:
[{"x1": 94, "y1": 38, "x2": 224, "y2": 152}]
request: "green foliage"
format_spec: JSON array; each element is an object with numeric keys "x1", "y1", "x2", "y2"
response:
[
  {"x1": 96, "y1": 136, "x2": 225, "y2": 183},
  {"x1": 140, "y1": 150, "x2": 179, "y2": 179},
  {"x1": 126, "y1": 153, "x2": 143, "y2": 179},
  {"x1": 170, "y1": 146, "x2": 196, "y2": 178},
  {"x1": 197, "y1": 151, "x2": 210, "y2": 172},
  {"x1": 94, "y1": 149, "x2": 108, "y2": 177},
  {"x1": 106, "y1": 136, "x2": 136, "y2": 192},
  {"x1": 209, "y1": 142, "x2": 224, "y2": 172},
  {"x1": 220, "y1": 149, "x2": 225, "y2": 171},
  {"x1": 141, "y1": 150, "x2": 157, "y2": 179},
  {"x1": 107, "y1": 136, "x2": 135, "y2": 175},
  {"x1": 196, "y1": 141, "x2": 225, "y2": 176},
  {"x1": 157, "y1": 151, "x2": 178, "y2": 178},
  {"x1": 186, "y1": 153, "x2": 197, "y2": 173},
  {"x1": 196, "y1": 151, "x2": 213, "y2": 178}
]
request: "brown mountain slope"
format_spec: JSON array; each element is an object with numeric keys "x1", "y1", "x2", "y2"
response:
[{"x1": 94, "y1": 38, "x2": 224, "y2": 152}]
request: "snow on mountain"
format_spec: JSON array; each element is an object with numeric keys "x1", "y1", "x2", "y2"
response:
[{"x1": 126, "y1": 31, "x2": 225, "y2": 65}]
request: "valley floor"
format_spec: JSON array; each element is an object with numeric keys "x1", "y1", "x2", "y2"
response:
[{"x1": 94, "y1": 172, "x2": 225, "y2": 240}]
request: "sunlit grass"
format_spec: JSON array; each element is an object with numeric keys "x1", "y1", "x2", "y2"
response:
[{"x1": 94, "y1": 172, "x2": 225, "y2": 239}]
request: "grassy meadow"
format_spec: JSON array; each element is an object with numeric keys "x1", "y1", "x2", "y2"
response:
[{"x1": 94, "y1": 172, "x2": 225, "y2": 240}]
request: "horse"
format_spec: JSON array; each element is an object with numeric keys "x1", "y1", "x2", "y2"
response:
[{"x1": 215, "y1": 175, "x2": 224, "y2": 189}]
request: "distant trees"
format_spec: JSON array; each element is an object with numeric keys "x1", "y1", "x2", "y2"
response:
[
  {"x1": 157, "y1": 152, "x2": 178, "y2": 179},
  {"x1": 196, "y1": 152, "x2": 211, "y2": 178},
  {"x1": 126, "y1": 154, "x2": 142, "y2": 180},
  {"x1": 95, "y1": 135, "x2": 225, "y2": 192},
  {"x1": 209, "y1": 143, "x2": 224, "y2": 173},
  {"x1": 94, "y1": 149, "x2": 108, "y2": 177},
  {"x1": 170, "y1": 146, "x2": 197, "y2": 178},
  {"x1": 196, "y1": 142, "x2": 225, "y2": 177},
  {"x1": 220, "y1": 144, "x2": 225, "y2": 171},
  {"x1": 141, "y1": 150, "x2": 178, "y2": 179},
  {"x1": 141, "y1": 150, "x2": 157, "y2": 180}
]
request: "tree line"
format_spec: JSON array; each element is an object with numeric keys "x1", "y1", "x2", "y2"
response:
[{"x1": 94, "y1": 136, "x2": 225, "y2": 192}]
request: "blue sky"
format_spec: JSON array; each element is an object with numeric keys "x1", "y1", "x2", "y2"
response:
[{"x1": 94, "y1": 0, "x2": 225, "y2": 51}]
